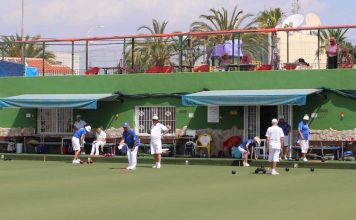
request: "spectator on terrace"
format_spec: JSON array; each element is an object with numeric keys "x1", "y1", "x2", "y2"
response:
[
  {"x1": 326, "y1": 37, "x2": 339, "y2": 69},
  {"x1": 339, "y1": 48, "x2": 353, "y2": 68},
  {"x1": 241, "y1": 54, "x2": 252, "y2": 64},
  {"x1": 218, "y1": 53, "x2": 232, "y2": 71},
  {"x1": 295, "y1": 58, "x2": 310, "y2": 69}
]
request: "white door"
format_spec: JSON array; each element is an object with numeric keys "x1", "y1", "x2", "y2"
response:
[
  {"x1": 244, "y1": 105, "x2": 293, "y2": 142},
  {"x1": 278, "y1": 105, "x2": 293, "y2": 145},
  {"x1": 244, "y1": 106, "x2": 260, "y2": 140}
]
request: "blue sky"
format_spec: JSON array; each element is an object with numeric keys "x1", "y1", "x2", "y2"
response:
[{"x1": 1, "y1": 0, "x2": 355, "y2": 41}]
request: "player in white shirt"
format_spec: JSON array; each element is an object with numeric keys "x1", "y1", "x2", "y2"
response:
[
  {"x1": 90, "y1": 127, "x2": 106, "y2": 156},
  {"x1": 150, "y1": 115, "x2": 169, "y2": 168},
  {"x1": 265, "y1": 118, "x2": 284, "y2": 175},
  {"x1": 73, "y1": 115, "x2": 87, "y2": 131}
]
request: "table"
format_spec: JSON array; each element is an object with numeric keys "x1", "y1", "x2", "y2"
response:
[
  {"x1": 101, "y1": 66, "x2": 124, "y2": 74},
  {"x1": 173, "y1": 65, "x2": 193, "y2": 72},
  {"x1": 225, "y1": 64, "x2": 256, "y2": 71},
  {"x1": 292, "y1": 140, "x2": 355, "y2": 160}
]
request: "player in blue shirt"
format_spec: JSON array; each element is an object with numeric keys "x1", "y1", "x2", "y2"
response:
[
  {"x1": 72, "y1": 125, "x2": 91, "y2": 164},
  {"x1": 237, "y1": 136, "x2": 260, "y2": 167},
  {"x1": 118, "y1": 122, "x2": 140, "y2": 170},
  {"x1": 298, "y1": 115, "x2": 310, "y2": 161},
  {"x1": 278, "y1": 116, "x2": 291, "y2": 160}
]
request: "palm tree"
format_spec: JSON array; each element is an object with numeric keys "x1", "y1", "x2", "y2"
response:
[
  {"x1": 254, "y1": 8, "x2": 284, "y2": 66},
  {"x1": 125, "y1": 19, "x2": 175, "y2": 72},
  {"x1": 1, "y1": 34, "x2": 55, "y2": 61},
  {"x1": 190, "y1": 6, "x2": 266, "y2": 62},
  {"x1": 316, "y1": 28, "x2": 349, "y2": 56},
  {"x1": 255, "y1": 8, "x2": 284, "y2": 29}
]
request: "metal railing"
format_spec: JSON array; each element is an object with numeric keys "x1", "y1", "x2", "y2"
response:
[{"x1": 1, "y1": 24, "x2": 355, "y2": 76}]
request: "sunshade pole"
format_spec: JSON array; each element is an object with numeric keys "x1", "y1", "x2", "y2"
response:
[{"x1": 42, "y1": 42, "x2": 45, "y2": 76}]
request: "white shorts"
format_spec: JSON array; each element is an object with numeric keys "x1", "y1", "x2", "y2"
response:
[
  {"x1": 268, "y1": 148, "x2": 281, "y2": 162},
  {"x1": 237, "y1": 146, "x2": 247, "y2": 159},
  {"x1": 72, "y1": 137, "x2": 81, "y2": 151},
  {"x1": 150, "y1": 141, "x2": 162, "y2": 154},
  {"x1": 283, "y1": 135, "x2": 290, "y2": 147},
  {"x1": 300, "y1": 140, "x2": 309, "y2": 153}
]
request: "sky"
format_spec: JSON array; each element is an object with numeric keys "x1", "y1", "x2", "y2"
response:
[
  {"x1": 1, "y1": 0, "x2": 355, "y2": 68},
  {"x1": 1, "y1": 0, "x2": 355, "y2": 39}
]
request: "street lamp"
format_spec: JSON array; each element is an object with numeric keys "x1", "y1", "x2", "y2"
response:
[
  {"x1": 85, "y1": 25, "x2": 104, "y2": 71},
  {"x1": 86, "y1": 25, "x2": 104, "y2": 41},
  {"x1": 21, "y1": 0, "x2": 25, "y2": 75}
]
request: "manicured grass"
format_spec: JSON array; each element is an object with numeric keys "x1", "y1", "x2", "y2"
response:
[{"x1": 0, "y1": 160, "x2": 355, "y2": 220}]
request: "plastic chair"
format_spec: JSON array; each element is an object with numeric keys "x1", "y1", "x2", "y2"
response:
[
  {"x1": 184, "y1": 129, "x2": 196, "y2": 156},
  {"x1": 254, "y1": 139, "x2": 267, "y2": 159},
  {"x1": 85, "y1": 67, "x2": 100, "y2": 75},
  {"x1": 161, "y1": 65, "x2": 173, "y2": 73},
  {"x1": 284, "y1": 63, "x2": 297, "y2": 70},
  {"x1": 257, "y1": 64, "x2": 272, "y2": 71},
  {"x1": 145, "y1": 65, "x2": 162, "y2": 73},
  {"x1": 193, "y1": 64, "x2": 210, "y2": 72},
  {"x1": 221, "y1": 136, "x2": 241, "y2": 157},
  {"x1": 195, "y1": 134, "x2": 212, "y2": 158}
]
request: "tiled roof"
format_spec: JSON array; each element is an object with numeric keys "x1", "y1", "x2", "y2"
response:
[{"x1": 3, "y1": 57, "x2": 73, "y2": 75}]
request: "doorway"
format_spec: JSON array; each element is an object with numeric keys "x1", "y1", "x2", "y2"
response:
[
  {"x1": 244, "y1": 105, "x2": 292, "y2": 141},
  {"x1": 260, "y1": 106, "x2": 278, "y2": 137}
]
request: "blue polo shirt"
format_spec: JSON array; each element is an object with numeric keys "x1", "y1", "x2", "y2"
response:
[
  {"x1": 122, "y1": 129, "x2": 140, "y2": 149},
  {"x1": 298, "y1": 120, "x2": 309, "y2": 140},
  {"x1": 278, "y1": 122, "x2": 290, "y2": 136},
  {"x1": 239, "y1": 139, "x2": 256, "y2": 150},
  {"x1": 74, "y1": 127, "x2": 87, "y2": 138}
]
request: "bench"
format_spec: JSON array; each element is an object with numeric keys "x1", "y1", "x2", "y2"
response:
[
  {"x1": 138, "y1": 143, "x2": 175, "y2": 156},
  {"x1": 292, "y1": 146, "x2": 343, "y2": 159},
  {"x1": 138, "y1": 136, "x2": 176, "y2": 156}
]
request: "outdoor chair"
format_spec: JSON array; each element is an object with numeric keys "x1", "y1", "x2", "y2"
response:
[
  {"x1": 85, "y1": 67, "x2": 100, "y2": 75},
  {"x1": 195, "y1": 134, "x2": 212, "y2": 158},
  {"x1": 253, "y1": 139, "x2": 267, "y2": 159},
  {"x1": 221, "y1": 135, "x2": 241, "y2": 158},
  {"x1": 193, "y1": 64, "x2": 210, "y2": 72},
  {"x1": 257, "y1": 64, "x2": 272, "y2": 71}
]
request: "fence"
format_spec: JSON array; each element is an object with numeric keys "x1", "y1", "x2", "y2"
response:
[{"x1": 1, "y1": 24, "x2": 356, "y2": 76}]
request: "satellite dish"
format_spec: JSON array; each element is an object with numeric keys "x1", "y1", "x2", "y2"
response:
[
  {"x1": 305, "y1": 13, "x2": 321, "y2": 26},
  {"x1": 282, "y1": 14, "x2": 305, "y2": 28}
]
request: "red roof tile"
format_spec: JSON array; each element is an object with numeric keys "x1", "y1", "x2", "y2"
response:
[{"x1": 4, "y1": 57, "x2": 73, "y2": 75}]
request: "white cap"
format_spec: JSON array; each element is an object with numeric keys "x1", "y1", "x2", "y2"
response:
[
  {"x1": 76, "y1": 115, "x2": 81, "y2": 118},
  {"x1": 303, "y1": 115, "x2": 309, "y2": 120},
  {"x1": 272, "y1": 118, "x2": 278, "y2": 124},
  {"x1": 278, "y1": 115, "x2": 284, "y2": 119},
  {"x1": 85, "y1": 125, "x2": 91, "y2": 132},
  {"x1": 152, "y1": 115, "x2": 159, "y2": 120},
  {"x1": 253, "y1": 136, "x2": 261, "y2": 145}
]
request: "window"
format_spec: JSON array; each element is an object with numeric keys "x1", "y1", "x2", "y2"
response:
[
  {"x1": 135, "y1": 106, "x2": 176, "y2": 135},
  {"x1": 37, "y1": 108, "x2": 73, "y2": 134}
]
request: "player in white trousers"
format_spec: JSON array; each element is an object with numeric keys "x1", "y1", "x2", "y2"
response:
[
  {"x1": 266, "y1": 119, "x2": 284, "y2": 175},
  {"x1": 90, "y1": 127, "x2": 106, "y2": 156},
  {"x1": 150, "y1": 115, "x2": 169, "y2": 169},
  {"x1": 118, "y1": 122, "x2": 140, "y2": 170},
  {"x1": 72, "y1": 125, "x2": 91, "y2": 164}
]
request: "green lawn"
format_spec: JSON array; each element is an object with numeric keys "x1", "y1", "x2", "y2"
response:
[{"x1": 0, "y1": 160, "x2": 355, "y2": 220}]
